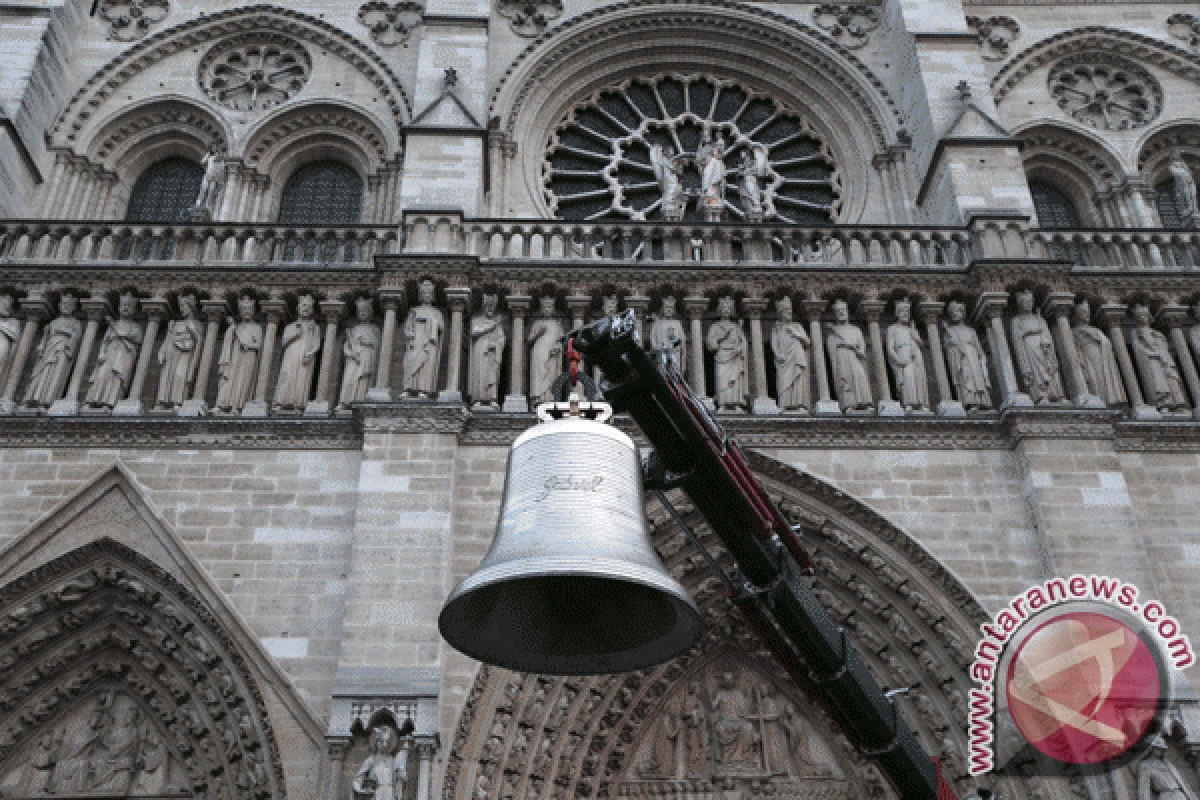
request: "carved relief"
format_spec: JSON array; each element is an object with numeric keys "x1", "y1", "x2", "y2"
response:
[
  {"x1": 358, "y1": 0, "x2": 424, "y2": 47},
  {"x1": 98, "y1": 0, "x2": 169, "y2": 41},
  {"x1": 966, "y1": 15, "x2": 1020, "y2": 61},
  {"x1": 1047, "y1": 54, "x2": 1162, "y2": 131},
  {"x1": 199, "y1": 35, "x2": 312, "y2": 112},
  {"x1": 496, "y1": 0, "x2": 563, "y2": 37},
  {"x1": 812, "y1": 5, "x2": 882, "y2": 49},
  {"x1": 1167, "y1": 14, "x2": 1200, "y2": 50}
]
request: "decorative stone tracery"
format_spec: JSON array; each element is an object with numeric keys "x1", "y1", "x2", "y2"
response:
[
  {"x1": 98, "y1": 0, "x2": 169, "y2": 42},
  {"x1": 496, "y1": 0, "x2": 564, "y2": 37},
  {"x1": 358, "y1": 0, "x2": 424, "y2": 47},
  {"x1": 199, "y1": 35, "x2": 312, "y2": 113},
  {"x1": 811, "y1": 5, "x2": 881, "y2": 50},
  {"x1": 965, "y1": 15, "x2": 1019, "y2": 61},
  {"x1": 1048, "y1": 54, "x2": 1161, "y2": 131},
  {"x1": 1167, "y1": 13, "x2": 1200, "y2": 50}
]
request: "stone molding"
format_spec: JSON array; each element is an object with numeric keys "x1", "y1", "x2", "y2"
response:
[
  {"x1": 0, "y1": 416, "x2": 362, "y2": 449},
  {"x1": 87, "y1": 98, "x2": 232, "y2": 168}
]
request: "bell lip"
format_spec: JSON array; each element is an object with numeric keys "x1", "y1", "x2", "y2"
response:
[
  {"x1": 438, "y1": 563, "x2": 704, "y2": 675},
  {"x1": 513, "y1": 415, "x2": 635, "y2": 451}
]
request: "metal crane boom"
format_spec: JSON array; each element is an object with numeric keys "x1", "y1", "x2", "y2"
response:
[{"x1": 571, "y1": 311, "x2": 959, "y2": 800}]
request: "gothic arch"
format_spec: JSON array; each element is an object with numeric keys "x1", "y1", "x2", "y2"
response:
[
  {"x1": 991, "y1": 27, "x2": 1200, "y2": 106},
  {"x1": 486, "y1": 0, "x2": 908, "y2": 223},
  {"x1": 1135, "y1": 119, "x2": 1200, "y2": 176},
  {"x1": 1014, "y1": 121, "x2": 1128, "y2": 227},
  {"x1": 49, "y1": 5, "x2": 412, "y2": 149},
  {"x1": 440, "y1": 451, "x2": 1001, "y2": 800}
]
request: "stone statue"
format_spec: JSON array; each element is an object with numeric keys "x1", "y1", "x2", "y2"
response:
[
  {"x1": 132, "y1": 728, "x2": 168, "y2": 794},
  {"x1": 274, "y1": 294, "x2": 322, "y2": 410},
  {"x1": 1130, "y1": 305, "x2": 1189, "y2": 411},
  {"x1": 826, "y1": 299, "x2": 873, "y2": 411},
  {"x1": 196, "y1": 145, "x2": 224, "y2": 215},
  {"x1": 155, "y1": 293, "x2": 204, "y2": 409},
  {"x1": 758, "y1": 685, "x2": 799, "y2": 776},
  {"x1": 737, "y1": 143, "x2": 769, "y2": 222},
  {"x1": 941, "y1": 301, "x2": 991, "y2": 409},
  {"x1": 339, "y1": 296, "x2": 381, "y2": 409},
  {"x1": 711, "y1": 671, "x2": 761, "y2": 770},
  {"x1": 215, "y1": 294, "x2": 263, "y2": 413},
  {"x1": 528, "y1": 295, "x2": 564, "y2": 405},
  {"x1": 85, "y1": 292, "x2": 142, "y2": 410},
  {"x1": 24, "y1": 293, "x2": 83, "y2": 408},
  {"x1": 886, "y1": 300, "x2": 929, "y2": 410},
  {"x1": 88, "y1": 696, "x2": 142, "y2": 792},
  {"x1": 402, "y1": 280, "x2": 444, "y2": 397},
  {"x1": 1168, "y1": 151, "x2": 1198, "y2": 224},
  {"x1": 353, "y1": 725, "x2": 407, "y2": 800},
  {"x1": 770, "y1": 296, "x2": 810, "y2": 411},
  {"x1": 1072, "y1": 300, "x2": 1126, "y2": 405},
  {"x1": 650, "y1": 295, "x2": 687, "y2": 370},
  {"x1": 468, "y1": 293, "x2": 506, "y2": 407},
  {"x1": 1137, "y1": 738, "x2": 1196, "y2": 800},
  {"x1": 638, "y1": 692, "x2": 682, "y2": 778},
  {"x1": 649, "y1": 144, "x2": 686, "y2": 222},
  {"x1": 50, "y1": 700, "x2": 107, "y2": 791},
  {"x1": 705, "y1": 296, "x2": 748, "y2": 411},
  {"x1": 682, "y1": 683, "x2": 708, "y2": 778},
  {"x1": 1011, "y1": 291, "x2": 1066, "y2": 405},
  {"x1": 0, "y1": 293, "x2": 20, "y2": 384},
  {"x1": 696, "y1": 130, "x2": 727, "y2": 220}
]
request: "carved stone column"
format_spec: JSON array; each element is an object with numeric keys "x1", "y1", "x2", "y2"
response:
[
  {"x1": 1043, "y1": 293, "x2": 1104, "y2": 409},
  {"x1": 1097, "y1": 304, "x2": 1155, "y2": 420},
  {"x1": 1157, "y1": 305, "x2": 1200, "y2": 419},
  {"x1": 327, "y1": 736, "x2": 353, "y2": 800},
  {"x1": 742, "y1": 297, "x2": 777, "y2": 415},
  {"x1": 367, "y1": 293, "x2": 402, "y2": 402},
  {"x1": 306, "y1": 299, "x2": 346, "y2": 416},
  {"x1": 502, "y1": 294, "x2": 532, "y2": 413},
  {"x1": 683, "y1": 296, "x2": 709, "y2": 400},
  {"x1": 803, "y1": 299, "x2": 839, "y2": 415},
  {"x1": 439, "y1": 288, "x2": 470, "y2": 403},
  {"x1": 244, "y1": 293, "x2": 285, "y2": 417},
  {"x1": 49, "y1": 291, "x2": 108, "y2": 416},
  {"x1": 566, "y1": 294, "x2": 591, "y2": 331},
  {"x1": 626, "y1": 291, "x2": 650, "y2": 343},
  {"x1": 918, "y1": 301, "x2": 962, "y2": 417},
  {"x1": 115, "y1": 293, "x2": 169, "y2": 415},
  {"x1": 0, "y1": 292, "x2": 50, "y2": 414},
  {"x1": 974, "y1": 292, "x2": 1031, "y2": 408},
  {"x1": 859, "y1": 299, "x2": 900, "y2": 416},
  {"x1": 180, "y1": 295, "x2": 228, "y2": 417},
  {"x1": 415, "y1": 737, "x2": 438, "y2": 800}
]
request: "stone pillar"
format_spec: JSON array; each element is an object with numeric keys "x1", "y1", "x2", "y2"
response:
[
  {"x1": 0, "y1": 293, "x2": 50, "y2": 414},
  {"x1": 306, "y1": 299, "x2": 346, "y2": 416},
  {"x1": 50, "y1": 291, "x2": 108, "y2": 416},
  {"x1": 1044, "y1": 293, "x2": 1104, "y2": 409},
  {"x1": 1097, "y1": 304, "x2": 1154, "y2": 419},
  {"x1": 974, "y1": 292, "x2": 1031, "y2": 408},
  {"x1": 502, "y1": 294, "x2": 531, "y2": 413},
  {"x1": 244, "y1": 293, "x2": 285, "y2": 417},
  {"x1": 626, "y1": 291, "x2": 650, "y2": 343},
  {"x1": 415, "y1": 739, "x2": 437, "y2": 800},
  {"x1": 180, "y1": 296, "x2": 228, "y2": 416},
  {"x1": 683, "y1": 296, "x2": 709, "y2": 400},
  {"x1": 367, "y1": 294, "x2": 402, "y2": 402},
  {"x1": 115, "y1": 293, "x2": 169, "y2": 415},
  {"x1": 37, "y1": 156, "x2": 69, "y2": 217},
  {"x1": 566, "y1": 294, "x2": 591, "y2": 331},
  {"x1": 439, "y1": 287, "x2": 470, "y2": 403},
  {"x1": 742, "y1": 297, "x2": 777, "y2": 415},
  {"x1": 859, "y1": 299, "x2": 900, "y2": 416},
  {"x1": 803, "y1": 299, "x2": 838, "y2": 415},
  {"x1": 918, "y1": 301, "x2": 962, "y2": 417},
  {"x1": 1157, "y1": 305, "x2": 1200, "y2": 419}
]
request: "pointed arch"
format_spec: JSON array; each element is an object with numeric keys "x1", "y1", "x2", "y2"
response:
[
  {"x1": 440, "y1": 452, "x2": 997, "y2": 800},
  {"x1": 1013, "y1": 121, "x2": 1129, "y2": 228}
]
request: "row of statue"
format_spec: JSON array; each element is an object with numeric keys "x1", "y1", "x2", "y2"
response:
[{"x1": 0, "y1": 285, "x2": 1197, "y2": 415}]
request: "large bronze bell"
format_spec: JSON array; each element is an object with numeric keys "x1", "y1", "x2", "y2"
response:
[{"x1": 439, "y1": 400, "x2": 703, "y2": 674}]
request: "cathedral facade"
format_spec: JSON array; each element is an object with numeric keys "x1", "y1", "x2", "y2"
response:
[{"x1": 1, "y1": 0, "x2": 1200, "y2": 797}]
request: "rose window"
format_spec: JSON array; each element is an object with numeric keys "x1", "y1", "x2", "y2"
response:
[
  {"x1": 1048, "y1": 55, "x2": 1161, "y2": 131},
  {"x1": 199, "y1": 36, "x2": 312, "y2": 112},
  {"x1": 544, "y1": 75, "x2": 841, "y2": 224}
]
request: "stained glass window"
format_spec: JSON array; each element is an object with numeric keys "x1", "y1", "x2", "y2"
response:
[
  {"x1": 278, "y1": 161, "x2": 363, "y2": 225},
  {"x1": 125, "y1": 158, "x2": 204, "y2": 222},
  {"x1": 1030, "y1": 182, "x2": 1082, "y2": 229}
]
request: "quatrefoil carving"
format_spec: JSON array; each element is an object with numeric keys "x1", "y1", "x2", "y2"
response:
[
  {"x1": 358, "y1": 0, "x2": 424, "y2": 47},
  {"x1": 98, "y1": 0, "x2": 169, "y2": 41},
  {"x1": 966, "y1": 16, "x2": 1020, "y2": 61},
  {"x1": 496, "y1": 0, "x2": 564, "y2": 37},
  {"x1": 812, "y1": 5, "x2": 882, "y2": 50}
]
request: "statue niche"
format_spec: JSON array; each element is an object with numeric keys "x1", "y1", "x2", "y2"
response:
[{"x1": 627, "y1": 659, "x2": 844, "y2": 796}]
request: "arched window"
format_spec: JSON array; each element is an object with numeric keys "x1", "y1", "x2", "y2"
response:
[
  {"x1": 125, "y1": 158, "x2": 205, "y2": 222},
  {"x1": 278, "y1": 161, "x2": 363, "y2": 225},
  {"x1": 1030, "y1": 182, "x2": 1082, "y2": 229}
]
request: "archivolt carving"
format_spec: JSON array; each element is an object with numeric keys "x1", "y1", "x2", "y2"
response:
[
  {"x1": 442, "y1": 453, "x2": 1002, "y2": 800},
  {"x1": 1017, "y1": 122, "x2": 1126, "y2": 193},
  {"x1": 991, "y1": 27, "x2": 1200, "y2": 106},
  {"x1": 0, "y1": 539, "x2": 285, "y2": 800},
  {"x1": 51, "y1": 5, "x2": 412, "y2": 147},
  {"x1": 242, "y1": 102, "x2": 394, "y2": 174},
  {"x1": 86, "y1": 98, "x2": 231, "y2": 168}
]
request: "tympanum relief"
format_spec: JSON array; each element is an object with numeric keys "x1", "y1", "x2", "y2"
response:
[{"x1": 626, "y1": 661, "x2": 845, "y2": 797}]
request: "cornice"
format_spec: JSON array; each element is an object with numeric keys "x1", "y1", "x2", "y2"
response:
[{"x1": 0, "y1": 416, "x2": 361, "y2": 449}]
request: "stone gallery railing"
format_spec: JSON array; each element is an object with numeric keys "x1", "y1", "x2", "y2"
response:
[{"x1": 0, "y1": 214, "x2": 1199, "y2": 425}]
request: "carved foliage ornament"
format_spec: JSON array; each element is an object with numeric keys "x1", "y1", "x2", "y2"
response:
[
  {"x1": 199, "y1": 35, "x2": 312, "y2": 112},
  {"x1": 0, "y1": 540, "x2": 283, "y2": 799},
  {"x1": 1048, "y1": 54, "x2": 1162, "y2": 131},
  {"x1": 1167, "y1": 14, "x2": 1200, "y2": 50},
  {"x1": 966, "y1": 15, "x2": 1020, "y2": 61},
  {"x1": 496, "y1": 0, "x2": 564, "y2": 37},
  {"x1": 98, "y1": 0, "x2": 169, "y2": 41},
  {"x1": 358, "y1": 0, "x2": 424, "y2": 48},
  {"x1": 812, "y1": 5, "x2": 882, "y2": 50}
]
